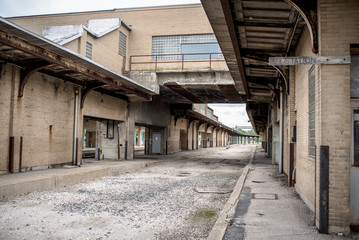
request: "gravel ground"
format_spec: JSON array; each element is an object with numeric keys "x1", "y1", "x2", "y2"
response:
[{"x1": 0, "y1": 145, "x2": 256, "y2": 240}]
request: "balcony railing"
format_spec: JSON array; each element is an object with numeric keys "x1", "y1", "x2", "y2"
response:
[{"x1": 129, "y1": 52, "x2": 227, "y2": 71}]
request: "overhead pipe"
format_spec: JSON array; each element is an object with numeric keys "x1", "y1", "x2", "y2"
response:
[{"x1": 72, "y1": 87, "x2": 79, "y2": 165}]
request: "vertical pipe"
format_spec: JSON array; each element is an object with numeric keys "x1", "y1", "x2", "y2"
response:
[
  {"x1": 9, "y1": 136, "x2": 14, "y2": 173},
  {"x1": 19, "y1": 136, "x2": 23, "y2": 172},
  {"x1": 279, "y1": 90, "x2": 284, "y2": 173},
  {"x1": 75, "y1": 138, "x2": 79, "y2": 165},
  {"x1": 289, "y1": 143, "x2": 294, "y2": 186},
  {"x1": 73, "y1": 88, "x2": 79, "y2": 165},
  {"x1": 209, "y1": 53, "x2": 212, "y2": 70}
]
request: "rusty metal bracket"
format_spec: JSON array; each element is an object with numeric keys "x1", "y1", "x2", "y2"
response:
[
  {"x1": 243, "y1": 56, "x2": 289, "y2": 94},
  {"x1": 285, "y1": 0, "x2": 318, "y2": 54},
  {"x1": 18, "y1": 61, "x2": 54, "y2": 97},
  {"x1": 80, "y1": 82, "x2": 107, "y2": 109}
]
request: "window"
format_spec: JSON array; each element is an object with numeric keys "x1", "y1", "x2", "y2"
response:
[
  {"x1": 181, "y1": 43, "x2": 220, "y2": 59},
  {"x1": 152, "y1": 34, "x2": 221, "y2": 60},
  {"x1": 119, "y1": 31, "x2": 127, "y2": 57},
  {"x1": 86, "y1": 42, "x2": 92, "y2": 59},
  {"x1": 309, "y1": 67, "x2": 316, "y2": 158}
]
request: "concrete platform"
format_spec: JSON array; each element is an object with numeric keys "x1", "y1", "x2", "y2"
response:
[
  {"x1": 0, "y1": 159, "x2": 157, "y2": 201},
  {"x1": 224, "y1": 147, "x2": 354, "y2": 240}
]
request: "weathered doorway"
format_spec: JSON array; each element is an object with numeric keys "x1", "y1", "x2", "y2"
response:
[
  {"x1": 180, "y1": 129, "x2": 188, "y2": 151},
  {"x1": 152, "y1": 132, "x2": 161, "y2": 154}
]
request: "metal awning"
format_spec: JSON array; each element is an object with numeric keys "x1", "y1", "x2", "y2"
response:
[
  {"x1": 0, "y1": 17, "x2": 156, "y2": 106},
  {"x1": 170, "y1": 104, "x2": 256, "y2": 137},
  {"x1": 201, "y1": 0, "x2": 317, "y2": 132}
]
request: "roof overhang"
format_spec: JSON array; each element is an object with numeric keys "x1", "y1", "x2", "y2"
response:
[
  {"x1": 0, "y1": 17, "x2": 155, "y2": 106},
  {"x1": 201, "y1": 0, "x2": 316, "y2": 133},
  {"x1": 170, "y1": 104, "x2": 257, "y2": 137}
]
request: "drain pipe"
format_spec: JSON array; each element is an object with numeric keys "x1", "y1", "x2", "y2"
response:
[
  {"x1": 279, "y1": 89, "x2": 284, "y2": 173},
  {"x1": 73, "y1": 87, "x2": 79, "y2": 165}
]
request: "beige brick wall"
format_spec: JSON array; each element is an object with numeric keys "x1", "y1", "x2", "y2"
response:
[
  {"x1": 9, "y1": 4, "x2": 212, "y2": 72},
  {"x1": 0, "y1": 64, "x2": 15, "y2": 172},
  {"x1": 0, "y1": 64, "x2": 75, "y2": 172},
  {"x1": 293, "y1": 27, "x2": 316, "y2": 211},
  {"x1": 317, "y1": 0, "x2": 359, "y2": 233}
]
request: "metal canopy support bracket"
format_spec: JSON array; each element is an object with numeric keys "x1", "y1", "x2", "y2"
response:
[
  {"x1": 285, "y1": 0, "x2": 318, "y2": 54},
  {"x1": 80, "y1": 83, "x2": 107, "y2": 109},
  {"x1": 19, "y1": 61, "x2": 54, "y2": 97}
]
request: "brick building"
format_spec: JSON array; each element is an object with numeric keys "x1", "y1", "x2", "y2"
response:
[
  {"x1": 202, "y1": 0, "x2": 359, "y2": 234},
  {"x1": 1, "y1": 5, "x2": 254, "y2": 176}
]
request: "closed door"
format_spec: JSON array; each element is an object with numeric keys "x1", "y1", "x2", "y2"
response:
[{"x1": 152, "y1": 132, "x2": 161, "y2": 154}]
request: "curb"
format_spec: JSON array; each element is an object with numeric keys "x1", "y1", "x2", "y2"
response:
[
  {"x1": 207, "y1": 146, "x2": 256, "y2": 240},
  {"x1": 0, "y1": 161, "x2": 156, "y2": 201}
]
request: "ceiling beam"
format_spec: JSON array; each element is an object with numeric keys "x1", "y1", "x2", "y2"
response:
[
  {"x1": 220, "y1": 0, "x2": 250, "y2": 99},
  {"x1": 164, "y1": 82, "x2": 203, "y2": 103}
]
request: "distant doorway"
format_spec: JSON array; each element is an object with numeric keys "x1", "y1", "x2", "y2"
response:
[{"x1": 152, "y1": 132, "x2": 161, "y2": 154}]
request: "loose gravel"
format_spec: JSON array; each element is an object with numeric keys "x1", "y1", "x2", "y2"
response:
[{"x1": 0, "y1": 145, "x2": 256, "y2": 240}]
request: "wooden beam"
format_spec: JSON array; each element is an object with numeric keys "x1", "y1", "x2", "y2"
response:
[{"x1": 269, "y1": 56, "x2": 351, "y2": 65}]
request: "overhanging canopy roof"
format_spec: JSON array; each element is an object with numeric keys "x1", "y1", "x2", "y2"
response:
[
  {"x1": 201, "y1": 0, "x2": 316, "y2": 132},
  {"x1": 170, "y1": 104, "x2": 258, "y2": 137},
  {"x1": 0, "y1": 17, "x2": 155, "y2": 104}
]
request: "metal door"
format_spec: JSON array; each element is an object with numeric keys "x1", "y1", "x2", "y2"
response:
[{"x1": 152, "y1": 132, "x2": 161, "y2": 154}]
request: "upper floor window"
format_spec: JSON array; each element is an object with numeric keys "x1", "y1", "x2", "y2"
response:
[
  {"x1": 152, "y1": 34, "x2": 221, "y2": 60},
  {"x1": 86, "y1": 41, "x2": 92, "y2": 59},
  {"x1": 308, "y1": 67, "x2": 316, "y2": 158},
  {"x1": 119, "y1": 31, "x2": 127, "y2": 57}
]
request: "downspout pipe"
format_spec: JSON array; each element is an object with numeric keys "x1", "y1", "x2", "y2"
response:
[
  {"x1": 279, "y1": 89, "x2": 284, "y2": 173},
  {"x1": 73, "y1": 87, "x2": 79, "y2": 165}
]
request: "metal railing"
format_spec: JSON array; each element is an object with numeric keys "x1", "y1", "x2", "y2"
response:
[{"x1": 129, "y1": 52, "x2": 226, "y2": 71}]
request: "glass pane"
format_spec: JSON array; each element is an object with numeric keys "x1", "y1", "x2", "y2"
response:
[
  {"x1": 354, "y1": 110, "x2": 359, "y2": 165},
  {"x1": 181, "y1": 43, "x2": 219, "y2": 59}
]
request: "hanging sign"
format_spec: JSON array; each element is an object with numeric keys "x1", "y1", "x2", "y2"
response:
[{"x1": 269, "y1": 56, "x2": 350, "y2": 66}]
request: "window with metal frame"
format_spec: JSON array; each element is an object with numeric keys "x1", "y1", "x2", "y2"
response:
[
  {"x1": 152, "y1": 34, "x2": 221, "y2": 60},
  {"x1": 86, "y1": 42, "x2": 92, "y2": 59},
  {"x1": 119, "y1": 31, "x2": 127, "y2": 57},
  {"x1": 309, "y1": 67, "x2": 316, "y2": 158}
]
